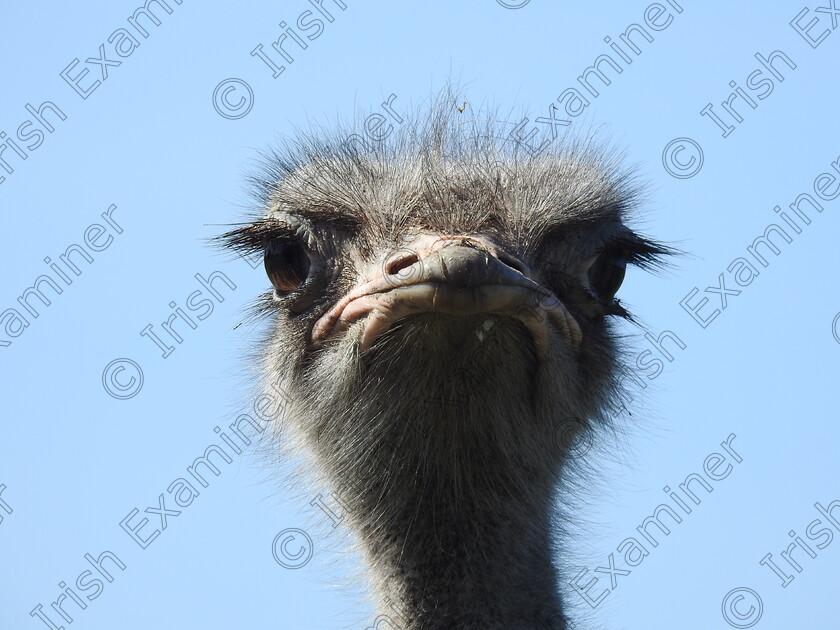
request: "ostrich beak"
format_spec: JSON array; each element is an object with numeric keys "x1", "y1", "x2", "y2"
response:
[{"x1": 312, "y1": 234, "x2": 582, "y2": 355}]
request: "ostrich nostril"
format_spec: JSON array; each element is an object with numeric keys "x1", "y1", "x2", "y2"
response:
[
  {"x1": 386, "y1": 252, "x2": 420, "y2": 276},
  {"x1": 496, "y1": 252, "x2": 528, "y2": 275}
]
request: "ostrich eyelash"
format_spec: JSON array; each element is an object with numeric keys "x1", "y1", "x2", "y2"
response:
[
  {"x1": 215, "y1": 209, "x2": 363, "y2": 257},
  {"x1": 602, "y1": 233, "x2": 675, "y2": 271},
  {"x1": 593, "y1": 234, "x2": 678, "y2": 322},
  {"x1": 214, "y1": 218, "x2": 302, "y2": 255}
]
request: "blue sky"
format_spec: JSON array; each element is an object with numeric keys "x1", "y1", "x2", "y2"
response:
[{"x1": 1, "y1": 1, "x2": 838, "y2": 628}]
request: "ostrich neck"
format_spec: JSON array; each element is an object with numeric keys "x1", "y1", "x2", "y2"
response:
[
  {"x1": 367, "y1": 487, "x2": 566, "y2": 630},
  {"x1": 345, "y1": 393, "x2": 569, "y2": 630}
]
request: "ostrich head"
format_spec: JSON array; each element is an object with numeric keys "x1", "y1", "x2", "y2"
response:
[{"x1": 220, "y1": 95, "x2": 670, "y2": 630}]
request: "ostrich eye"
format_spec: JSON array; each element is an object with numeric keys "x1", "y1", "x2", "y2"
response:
[
  {"x1": 265, "y1": 240, "x2": 311, "y2": 295},
  {"x1": 588, "y1": 250, "x2": 627, "y2": 301}
]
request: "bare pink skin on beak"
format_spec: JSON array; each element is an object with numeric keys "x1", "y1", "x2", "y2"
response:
[{"x1": 312, "y1": 234, "x2": 582, "y2": 356}]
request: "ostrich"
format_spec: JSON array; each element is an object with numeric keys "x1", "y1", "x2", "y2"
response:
[{"x1": 219, "y1": 93, "x2": 671, "y2": 630}]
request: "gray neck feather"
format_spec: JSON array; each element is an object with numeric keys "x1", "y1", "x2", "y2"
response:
[{"x1": 281, "y1": 317, "x2": 579, "y2": 629}]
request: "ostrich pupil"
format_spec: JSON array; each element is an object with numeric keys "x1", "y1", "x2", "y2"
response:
[
  {"x1": 265, "y1": 240, "x2": 309, "y2": 294},
  {"x1": 589, "y1": 251, "x2": 627, "y2": 300}
]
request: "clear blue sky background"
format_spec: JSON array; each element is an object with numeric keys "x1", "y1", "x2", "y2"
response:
[{"x1": 1, "y1": 1, "x2": 838, "y2": 629}]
